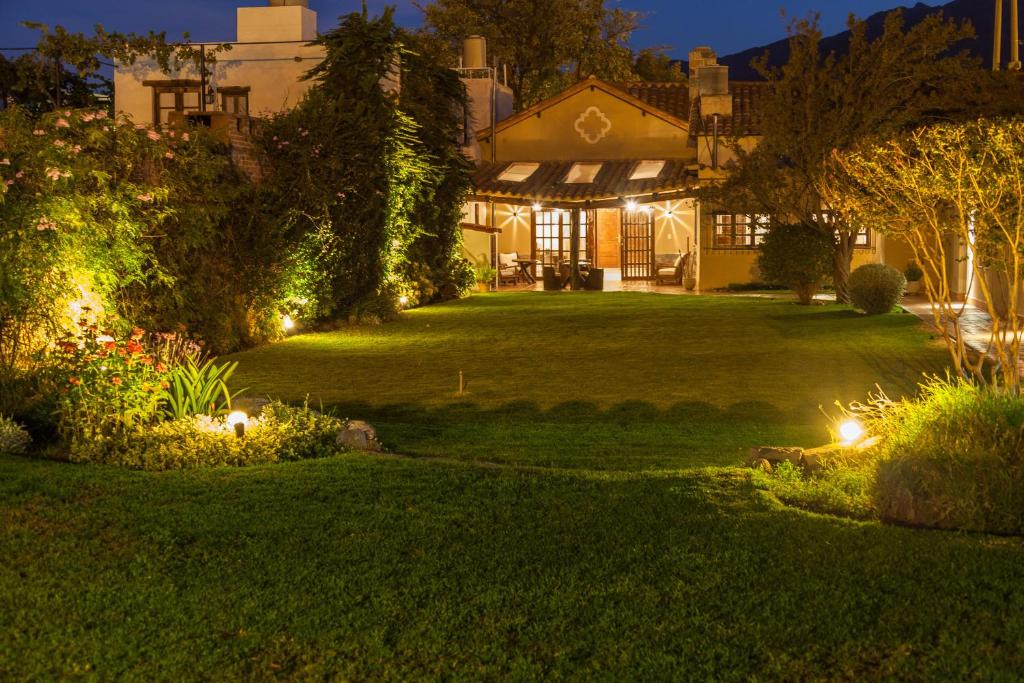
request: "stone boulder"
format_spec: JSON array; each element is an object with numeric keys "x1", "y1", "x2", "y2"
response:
[
  {"x1": 337, "y1": 420, "x2": 381, "y2": 452},
  {"x1": 232, "y1": 396, "x2": 272, "y2": 417},
  {"x1": 748, "y1": 446, "x2": 804, "y2": 467}
]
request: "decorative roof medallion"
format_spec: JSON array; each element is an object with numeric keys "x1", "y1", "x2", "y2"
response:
[{"x1": 574, "y1": 106, "x2": 612, "y2": 144}]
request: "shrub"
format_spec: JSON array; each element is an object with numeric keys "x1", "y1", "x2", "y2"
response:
[
  {"x1": 867, "y1": 377, "x2": 1024, "y2": 534},
  {"x1": 0, "y1": 415, "x2": 31, "y2": 456},
  {"x1": 757, "y1": 224, "x2": 834, "y2": 304},
  {"x1": 68, "y1": 401, "x2": 350, "y2": 470},
  {"x1": 849, "y1": 263, "x2": 906, "y2": 314}
]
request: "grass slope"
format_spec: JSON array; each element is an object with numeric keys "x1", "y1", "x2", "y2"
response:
[{"x1": 229, "y1": 293, "x2": 946, "y2": 469}]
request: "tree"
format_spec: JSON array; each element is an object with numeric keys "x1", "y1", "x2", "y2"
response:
[
  {"x1": 825, "y1": 119, "x2": 1024, "y2": 392},
  {"x1": 757, "y1": 223, "x2": 833, "y2": 304},
  {"x1": 633, "y1": 48, "x2": 685, "y2": 83},
  {"x1": 419, "y1": 0, "x2": 641, "y2": 107},
  {"x1": 706, "y1": 11, "x2": 976, "y2": 303}
]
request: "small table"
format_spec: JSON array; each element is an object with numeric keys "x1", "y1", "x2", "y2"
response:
[{"x1": 513, "y1": 259, "x2": 539, "y2": 284}]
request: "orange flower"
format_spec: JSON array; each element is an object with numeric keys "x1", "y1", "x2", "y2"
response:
[
  {"x1": 57, "y1": 341, "x2": 77, "y2": 354},
  {"x1": 103, "y1": 341, "x2": 116, "y2": 352},
  {"x1": 159, "y1": 380, "x2": 170, "y2": 390},
  {"x1": 68, "y1": 376, "x2": 81, "y2": 386},
  {"x1": 155, "y1": 362, "x2": 167, "y2": 373},
  {"x1": 126, "y1": 340, "x2": 143, "y2": 354},
  {"x1": 131, "y1": 327, "x2": 145, "y2": 340},
  {"x1": 110, "y1": 376, "x2": 123, "y2": 386},
  {"x1": 139, "y1": 355, "x2": 153, "y2": 365}
]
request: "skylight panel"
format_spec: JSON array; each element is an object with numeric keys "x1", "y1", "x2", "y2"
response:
[
  {"x1": 630, "y1": 160, "x2": 666, "y2": 180},
  {"x1": 497, "y1": 162, "x2": 540, "y2": 182},
  {"x1": 564, "y1": 162, "x2": 603, "y2": 183}
]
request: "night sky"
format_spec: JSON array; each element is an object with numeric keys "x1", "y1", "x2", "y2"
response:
[{"x1": 2, "y1": 0, "x2": 922, "y2": 59}]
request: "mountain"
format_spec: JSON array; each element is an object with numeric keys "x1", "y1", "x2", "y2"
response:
[{"x1": 705, "y1": 0, "x2": 1014, "y2": 80}]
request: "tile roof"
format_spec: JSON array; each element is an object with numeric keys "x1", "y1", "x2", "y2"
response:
[
  {"x1": 690, "y1": 82, "x2": 770, "y2": 137},
  {"x1": 472, "y1": 159, "x2": 697, "y2": 203},
  {"x1": 613, "y1": 82, "x2": 691, "y2": 120}
]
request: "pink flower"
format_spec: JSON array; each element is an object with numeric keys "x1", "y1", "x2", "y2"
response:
[
  {"x1": 82, "y1": 113, "x2": 95, "y2": 122},
  {"x1": 15, "y1": 171, "x2": 23, "y2": 178},
  {"x1": 181, "y1": 132, "x2": 190, "y2": 142},
  {"x1": 168, "y1": 130, "x2": 176, "y2": 138},
  {"x1": 63, "y1": 110, "x2": 71, "y2": 117},
  {"x1": 95, "y1": 111, "x2": 107, "y2": 120},
  {"x1": 32, "y1": 129, "x2": 45, "y2": 136},
  {"x1": 55, "y1": 118, "x2": 70, "y2": 128},
  {"x1": 102, "y1": 126, "x2": 111, "y2": 132},
  {"x1": 35, "y1": 216, "x2": 56, "y2": 231},
  {"x1": 4, "y1": 180, "x2": 12, "y2": 187},
  {"x1": 164, "y1": 151, "x2": 174, "y2": 160},
  {"x1": 53, "y1": 140, "x2": 66, "y2": 148},
  {"x1": 45, "y1": 168, "x2": 62, "y2": 181},
  {"x1": 146, "y1": 130, "x2": 161, "y2": 141},
  {"x1": 134, "y1": 123, "x2": 147, "y2": 130},
  {"x1": 71, "y1": 145, "x2": 82, "y2": 154},
  {"x1": 136, "y1": 192, "x2": 153, "y2": 202},
  {"x1": 0, "y1": 158, "x2": 9, "y2": 165}
]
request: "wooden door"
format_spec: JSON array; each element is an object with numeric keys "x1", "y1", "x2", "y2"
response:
[
  {"x1": 595, "y1": 209, "x2": 621, "y2": 268},
  {"x1": 620, "y1": 209, "x2": 654, "y2": 279}
]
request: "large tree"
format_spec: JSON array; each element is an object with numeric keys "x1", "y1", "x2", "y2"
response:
[
  {"x1": 707, "y1": 11, "x2": 978, "y2": 303},
  {"x1": 419, "y1": 0, "x2": 641, "y2": 108}
]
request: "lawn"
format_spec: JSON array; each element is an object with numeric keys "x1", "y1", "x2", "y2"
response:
[
  {"x1": 6, "y1": 293, "x2": 1024, "y2": 680},
  {"x1": 228, "y1": 293, "x2": 946, "y2": 469}
]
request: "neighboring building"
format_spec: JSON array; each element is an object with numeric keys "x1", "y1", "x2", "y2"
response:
[
  {"x1": 115, "y1": 1, "x2": 324, "y2": 130},
  {"x1": 461, "y1": 45, "x2": 920, "y2": 291}
]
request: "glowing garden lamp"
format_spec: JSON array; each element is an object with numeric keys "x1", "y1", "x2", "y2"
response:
[
  {"x1": 838, "y1": 419, "x2": 864, "y2": 445},
  {"x1": 399, "y1": 295, "x2": 409, "y2": 307},
  {"x1": 282, "y1": 314, "x2": 295, "y2": 332},
  {"x1": 227, "y1": 410, "x2": 248, "y2": 438}
]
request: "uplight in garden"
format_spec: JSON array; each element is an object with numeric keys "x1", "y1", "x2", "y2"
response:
[
  {"x1": 282, "y1": 314, "x2": 295, "y2": 332},
  {"x1": 838, "y1": 419, "x2": 864, "y2": 445},
  {"x1": 227, "y1": 410, "x2": 248, "y2": 438}
]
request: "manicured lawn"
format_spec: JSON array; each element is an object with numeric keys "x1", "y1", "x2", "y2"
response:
[
  {"x1": 7, "y1": 293, "x2": 1023, "y2": 679},
  {"x1": 228, "y1": 293, "x2": 947, "y2": 469}
]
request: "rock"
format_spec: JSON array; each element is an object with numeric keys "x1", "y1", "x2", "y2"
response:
[
  {"x1": 748, "y1": 446, "x2": 804, "y2": 467},
  {"x1": 232, "y1": 396, "x2": 272, "y2": 417},
  {"x1": 751, "y1": 458, "x2": 773, "y2": 473},
  {"x1": 337, "y1": 420, "x2": 381, "y2": 452}
]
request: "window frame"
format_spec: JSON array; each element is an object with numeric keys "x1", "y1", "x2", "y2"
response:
[{"x1": 711, "y1": 213, "x2": 771, "y2": 250}]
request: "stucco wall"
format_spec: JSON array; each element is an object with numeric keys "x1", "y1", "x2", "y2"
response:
[
  {"x1": 481, "y1": 88, "x2": 693, "y2": 162},
  {"x1": 653, "y1": 199, "x2": 697, "y2": 255}
]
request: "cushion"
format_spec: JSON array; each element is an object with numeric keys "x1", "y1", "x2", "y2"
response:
[
  {"x1": 657, "y1": 268, "x2": 677, "y2": 276},
  {"x1": 499, "y1": 252, "x2": 518, "y2": 266}
]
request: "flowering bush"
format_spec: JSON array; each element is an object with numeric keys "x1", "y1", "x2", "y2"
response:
[
  {"x1": 53, "y1": 322, "x2": 174, "y2": 441},
  {"x1": 68, "y1": 400, "x2": 349, "y2": 470}
]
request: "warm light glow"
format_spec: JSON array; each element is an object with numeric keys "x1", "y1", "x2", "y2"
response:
[
  {"x1": 838, "y1": 419, "x2": 864, "y2": 444},
  {"x1": 282, "y1": 314, "x2": 295, "y2": 331},
  {"x1": 399, "y1": 295, "x2": 409, "y2": 306},
  {"x1": 665, "y1": 210, "x2": 674, "y2": 217},
  {"x1": 532, "y1": 203, "x2": 542, "y2": 212},
  {"x1": 227, "y1": 411, "x2": 248, "y2": 427},
  {"x1": 625, "y1": 199, "x2": 638, "y2": 211},
  {"x1": 512, "y1": 207, "x2": 521, "y2": 217}
]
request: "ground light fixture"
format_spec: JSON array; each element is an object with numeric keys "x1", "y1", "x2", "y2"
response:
[
  {"x1": 838, "y1": 418, "x2": 865, "y2": 445},
  {"x1": 281, "y1": 314, "x2": 295, "y2": 332},
  {"x1": 398, "y1": 295, "x2": 409, "y2": 306},
  {"x1": 227, "y1": 410, "x2": 248, "y2": 438}
]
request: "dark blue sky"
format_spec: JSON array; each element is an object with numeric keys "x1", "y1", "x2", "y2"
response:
[{"x1": 2, "y1": 0, "x2": 924, "y2": 59}]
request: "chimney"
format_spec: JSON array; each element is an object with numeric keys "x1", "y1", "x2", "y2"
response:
[
  {"x1": 463, "y1": 36, "x2": 487, "y2": 69},
  {"x1": 237, "y1": 1, "x2": 316, "y2": 42},
  {"x1": 268, "y1": 0, "x2": 308, "y2": 5},
  {"x1": 689, "y1": 47, "x2": 732, "y2": 118}
]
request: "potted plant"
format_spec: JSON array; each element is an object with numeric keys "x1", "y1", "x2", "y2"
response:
[
  {"x1": 473, "y1": 255, "x2": 496, "y2": 294},
  {"x1": 682, "y1": 250, "x2": 697, "y2": 291},
  {"x1": 904, "y1": 262, "x2": 924, "y2": 295}
]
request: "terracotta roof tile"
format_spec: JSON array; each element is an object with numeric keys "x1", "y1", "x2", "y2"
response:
[
  {"x1": 613, "y1": 82, "x2": 691, "y2": 120},
  {"x1": 472, "y1": 159, "x2": 697, "y2": 203},
  {"x1": 691, "y1": 82, "x2": 770, "y2": 137}
]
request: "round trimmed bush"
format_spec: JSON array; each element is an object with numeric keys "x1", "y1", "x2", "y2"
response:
[
  {"x1": 849, "y1": 263, "x2": 906, "y2": 314},
  {"x1": 757, "y1": 223, "x2": 834, "y2": 305},
  {"x1": 0, "y1": 415, "x2": 31, "y2": 456}
]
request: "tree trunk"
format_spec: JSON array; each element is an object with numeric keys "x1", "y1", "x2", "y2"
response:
[{"x1": 833, "y1": 233, "x2": 855, "y2": 304}]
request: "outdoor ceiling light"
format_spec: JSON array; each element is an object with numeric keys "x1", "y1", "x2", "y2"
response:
[
  {"x1": 532, "y1": 203, "x2": 543, "y2": 212},
  {"x1": 625, "y1": 199, "x2": 638, "y2": 211}
]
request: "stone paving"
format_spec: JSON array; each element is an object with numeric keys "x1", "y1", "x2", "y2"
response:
[{"x1": 900, "y1": 296, "x2": 1023, "y2": 371}]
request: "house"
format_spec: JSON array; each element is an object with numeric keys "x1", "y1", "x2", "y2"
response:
[{"x1": 460, "y1": 44, "x2": 920, "y2": 292}]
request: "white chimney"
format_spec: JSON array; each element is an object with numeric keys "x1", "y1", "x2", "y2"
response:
[
  {"x1": 237, "y1": 2, "x2": 317, "y2": 42},
  {"x1": 689, "y1": 47, "x2": 732, "y2": 117}
]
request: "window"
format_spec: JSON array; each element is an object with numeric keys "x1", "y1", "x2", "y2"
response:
[
  {"x1": 533, "y1": 210, "x2": 591, "y2": 272},
  {"x1": 815, "y1": 212, "x2": 871, "y2": 249},
  {"x1": 629, "y1": 160, "x2": 666, "y2": 180},
  {"x1": 564, "y1": 162, "x2": 602, "y2": 183},
  {"x1": 497, "y1": 162, "x2": 540, "y2": 182},
  {"x1": 146, "y1": 81, "x2": 201, "y2": 129},
  {"x1": 713, "y1": 214, "x2": 770, "y2": 249},
  {"x1": 219, "y1": 87, "x2": 250, "y2": 116}
]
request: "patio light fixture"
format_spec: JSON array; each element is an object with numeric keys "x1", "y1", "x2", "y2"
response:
[
  {"x1": 625, "y1": 199, "x2": 638, "y2": 211},
  {"x1": 227, "y1": 410, "x2": 248, "y2": 438},
  {"x1": 532, "y1": 202, "x2": 542, "y2": 212}
]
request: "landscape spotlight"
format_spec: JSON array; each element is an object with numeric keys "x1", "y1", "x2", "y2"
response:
[
  {"x1": 838, "y1": 419, "x2": 864, "y2": 445},
  {"x1": 399, "y1": 295, "x2": 409, "y2": 306},
  {"x1": 227, "y1": 410, "x2": 248, "y2": 438},
  {"x1": 282, "y1": 314, "x2": 295, "y2": 332}
]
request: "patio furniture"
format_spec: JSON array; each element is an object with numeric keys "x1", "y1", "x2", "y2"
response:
[
  {"x1": 584, "y1": 268, "x2": 605, "y2": 290},
  {"x1": 513, "y1": 258, "x2": 539, "y2": 284},
  {"x1": 542, "y1": 266, "x2": 561, "y2": 291},
  {"x1": 498, "y1": 252, "x2": 520, "y2": 285},
  {"x1": 656, "y1": 252, "x2": 688, "y2": 285}
]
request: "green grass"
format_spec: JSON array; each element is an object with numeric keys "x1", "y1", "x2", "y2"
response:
[
  {"x1": 7, "y1": 293, "x2": 1019, "y2": 680},
  {"x1": 228, "y1": 293, "x2": 945, "y2": 469}
]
